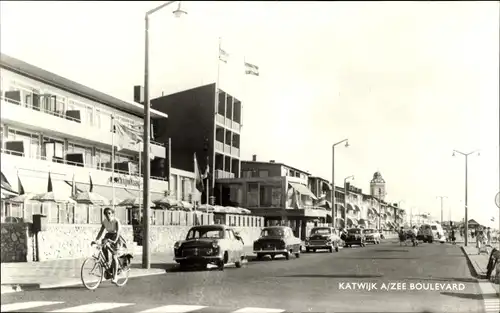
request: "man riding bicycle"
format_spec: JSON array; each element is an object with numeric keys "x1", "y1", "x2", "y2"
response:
[{"x1": 92, "y1": 207, "x2": 124, "y2": 284}]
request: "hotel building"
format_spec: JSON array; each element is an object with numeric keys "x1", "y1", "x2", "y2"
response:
[{"x1": 0, "y1": 53, "x2": 197, "y2": 224}]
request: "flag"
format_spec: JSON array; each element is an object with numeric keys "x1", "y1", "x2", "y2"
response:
[
  {"x1": 219, "y1": 47, "x2": 229, "y2": 63},
  {"x1": 491, "y1": 217, "x2": 495, "y2": 222},
  {"x1": 71, "y1": 174, "x2": 76, "y2": 197},
  {"x1": 17, "y1": 173, "x2": 25, "y2": 195},
  {"x1": 194, "y1": 153, "x2": 204, "y2": 192},
  {"x1": 47, "y1": 172, "x2": 53, "y2": 192},
  {"x1": 244, "y1": 61, "x2": 259, "y2": 76},
  {"x1": 113, "y1": 118, "x2": 155, "y2": 160},
  {"x1": 89, "y1": 174, "x2": 94, "y2": 193}
]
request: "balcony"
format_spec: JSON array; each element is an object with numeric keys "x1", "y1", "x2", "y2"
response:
[
  {"x1": 1, "y1": 97, "x2": 165, "y2": 158},
  {"x1": 231, "y1": 147, "x2": 240, "y2": 157},
  {"x1": 215, "y1": 140, "x2": 224, "y2": 153},
  {"x1": 231, "y1": 121, "x2": 241, "y2": 133},
  {"x1": 216, "y1": 114, "x2": 225, "y2": 125},
  {"x1": 215, "y1": 169, "x2": 235, "y2": 179},
  {"x1": 224, "y1": 144, "x2": 231, "y2": 154}
]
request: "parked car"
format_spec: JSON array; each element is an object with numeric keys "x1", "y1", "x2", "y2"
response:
[
  {"x1": 344, "y1": 228, "x2": 366, "y2": 247},
  {"x1": 305, "y1": 227, "x2": 342, "y2": 253},
  {"x1": 173, "y1": 224, "x2": 245, "y2": 270},
  {"x1": 421, "y1": 223, "x2": 444, "y2": 243},
  {"x1": 364, "y1": 228, "x2": 381, "y2": 244},
  {"x1": 253, "y1": 226, "x2": 301, "y2": 260}
]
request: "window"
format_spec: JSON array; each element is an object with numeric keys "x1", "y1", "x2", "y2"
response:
[
  {"x1": 95, "y1": 109, "x2": 102, "y2": 128},
  {"x1": 95, "y1": 149, "x2": 111, "y2": 170},
  {"x1": 247, "y1": 183, "x2": 259, "y2": 207},
  {"x1": 6, "y1": 129, "x2": 40, "y2": 158},
  {"x1": 258, "y1": 170, "x2": 269, "y2": 178},
  {"x1": 86, "y1": 106, "x2": 94, "y2": 126},
  {"x1": 242, "y1": 170, "x2": 252, "y2": 178}
]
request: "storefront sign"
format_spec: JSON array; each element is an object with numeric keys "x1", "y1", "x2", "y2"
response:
[{"x1": 108, "y1": 175, "x2": 140, "y2": 188}]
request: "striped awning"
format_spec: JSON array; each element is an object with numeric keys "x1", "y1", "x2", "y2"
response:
[{"x1": 289, "y1": 183, "x2": 318, "y2": 200}]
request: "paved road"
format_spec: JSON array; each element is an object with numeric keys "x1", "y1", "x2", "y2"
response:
[{"x1": 1, "y1": 240, "x2": 486, "y2": 312}]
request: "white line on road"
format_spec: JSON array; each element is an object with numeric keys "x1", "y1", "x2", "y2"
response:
[
  {"x1": 231, "y1": 308, "x2": 285, "y2": 313},
  {"x1": 139, "y1": 305, "x2": 208, "y2": 313},
  {"x1": 1, "y1": 301, "x2": 63, "y2": 312},
  {"x1": 50, "y1": 302, "x2": 134, "y2": 312}
]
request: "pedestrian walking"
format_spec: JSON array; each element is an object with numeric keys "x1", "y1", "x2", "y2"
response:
[{"x1": 487, "y1": 227, "x2": 491, "y2": 246}]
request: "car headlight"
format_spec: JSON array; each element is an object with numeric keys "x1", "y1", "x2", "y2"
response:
[
  {"x1": 174, "y1": 242, "x2": 180, "y2": 249},
  {"x1": 212, "y1": 241, "x2": 219, "y2": 248}
]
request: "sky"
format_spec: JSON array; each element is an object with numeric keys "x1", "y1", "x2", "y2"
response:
[{"x1": 1, "y1": 1, "x2": 499, "y2": 226}]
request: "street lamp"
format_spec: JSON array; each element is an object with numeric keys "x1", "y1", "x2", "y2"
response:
[
  {"x1": 343, "y1": 175, "x2": 354, "y2": 227},
  {"x1": 143, "y1": 0, "x2": 187, "y2": 269},
  {"x1": 436, "y1": 196, "x2": 447, "y2": 225},
  {"x1": 331, "y1": 139, "x2": 349, "y2": 229},
  {"x1": 452, "y1": 149, "x2": 480, "y2": 247}
]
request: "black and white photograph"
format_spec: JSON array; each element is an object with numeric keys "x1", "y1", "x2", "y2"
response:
[{"x1": 0, "y1": 1, "x2": 499, "y2": 312}]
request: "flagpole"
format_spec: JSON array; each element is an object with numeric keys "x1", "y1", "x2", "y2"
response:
[
  {"x1": 138, "y1": 141, "x2": 142, "y2": 221},
  {"x1": 211, "y1": 37, "x2": 222, "y2": 205},
  {"x1": 111, "y1": 115, "x2": 116, "y2": 210}
]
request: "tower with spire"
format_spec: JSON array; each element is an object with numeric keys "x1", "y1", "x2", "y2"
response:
[{"x1": 370, "y1": 171, "x2": 386, "y2": 201}]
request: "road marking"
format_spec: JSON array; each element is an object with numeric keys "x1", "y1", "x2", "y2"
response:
[
  {"x1": 231, "y1": 308, "x2": 285, "y2": 313},
  {"x1": 50, "y1": 303, "x2": 134, "y2": 312},
  {"x1": 139, "y1": 305, "x2": 208, "y2": 313},
  {"x1": 1, "y1": 301, "x2": 63, "y2": 312}
]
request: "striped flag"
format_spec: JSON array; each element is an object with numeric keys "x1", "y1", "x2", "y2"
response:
[
  {"x1": 244, "y1": 61, "x2": 259, "y2": 76},
  {"x1": 219, "y1": 47, "x2": 229, "y2": 63},
  {"x1": 194, "y1": 153, "x2": 204, "y2": 192}
]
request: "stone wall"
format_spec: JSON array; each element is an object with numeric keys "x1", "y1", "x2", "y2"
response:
[
  {"x1": 35, "y1": 224, "x2": 263, "y2": 261},
  {"x1": 1, "y1": 223, "x2": 34, "y2": 262}
]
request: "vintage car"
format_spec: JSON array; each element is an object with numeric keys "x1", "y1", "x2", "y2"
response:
[
  {"x1": 253, "y1": 226, "x2": 301, "y2": 260},
  {"x1": 364, "y1": 228, "x2": 381, "y2": 244},
  {"x1": 305, "y1": 227, "x2": 342, "y2": 253},
  {"x1": 173, "y1": 224, "x2": 245, "y2": 270},
  {"x1": 344, "y1": 228, "x2": 366, "y2": 247}
]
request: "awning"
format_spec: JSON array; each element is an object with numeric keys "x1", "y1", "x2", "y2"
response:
[
  {"x1": 1, "y1": 171, "x2": 16, "y2": 193},
  {"x1": 322, "y1": 181, "x2": 332, "y2": 191},
  {"x1": 371, "y1": 207, "x2": 379, "y2": 216},
  {"x1": 289, "y1": 183, "x2": 317, "y2": 200},
  {"x1": 346, "y1": 203, "x2": 355, "y2": 212},
  {"x1": 353, "y1": 204, "x2": 361, "y2": 212},
  {"x1": 316, "y1": 199, "x2": 331, "y2": 209},
  {"x1": 347, "y1": 217, "x2": 358, "y2": 226}
]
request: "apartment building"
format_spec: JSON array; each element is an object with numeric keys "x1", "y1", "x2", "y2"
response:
[
  {"x1": 146, "y1": 84, "x2": 242, "y2": 203},
  {"x1": 0, "y1": 53, "x2": 196, "y2": 222}
]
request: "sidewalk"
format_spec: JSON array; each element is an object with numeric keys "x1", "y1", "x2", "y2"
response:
[
  {"x1": 1, "y1": 252, "x2": 171, "y2": 294},
  {"x1": 1, "y1": 246, "x2": 255, "y2": 294},
  {"x1": 461, "y1": 245, "x2": 500, "y2": 313}
]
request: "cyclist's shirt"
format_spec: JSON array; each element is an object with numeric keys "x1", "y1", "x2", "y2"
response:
[{"x1": 103, "y1": 218, "x2": 120, "y2": 234}]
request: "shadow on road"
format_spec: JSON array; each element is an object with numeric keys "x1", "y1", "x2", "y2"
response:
[
  {"x1": 131, "y1": 263, "x2": 174, "y2": 271},
  {"x1": 405, "y1": 277, "x2": 479, "y2": 283},
  {"x1": 276, "y1": 274, "x2": 383, "y2": 278},
  {"x1": 334, "y1": 257, "x2": 416, "y2": 260},
  {"x1": 440, "y1": 292, "x2": 485, "y2": 300}
]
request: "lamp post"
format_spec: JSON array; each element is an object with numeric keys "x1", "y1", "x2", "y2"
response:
[
  {"x1": 331, "y1": 139, "x2": 349, "y2": 229},
  {"x1": 143, "y1": 1, "x2": 187, "y2": 269},
  {"x1": 452, "y1": 149, "x2": 480, "y2": 247},
  {"x1": 436, "y1": 196, "x2": 447, "y2": 225},
  {"x1": 343, "y1": 175, "x2": 354, "y2": 228}
]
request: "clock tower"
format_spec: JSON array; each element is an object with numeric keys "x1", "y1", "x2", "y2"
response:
[{"x1": 370, "y1": 171, "x2": 386, "y2": 201}]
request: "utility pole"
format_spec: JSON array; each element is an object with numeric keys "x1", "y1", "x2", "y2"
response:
[{"x1": 437, "y1": 196, "x2": 447, "y2": 225}]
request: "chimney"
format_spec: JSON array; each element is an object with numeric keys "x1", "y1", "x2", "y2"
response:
[
  {"x1": 252, "y1": 155, "x2": 257, "y2": 161},
  {"x1": 134, "y1": 85, "x2": 144, "y2": 104},
  {"x1": 269, "y1": 160, "x2": 275, "y2": 163}
]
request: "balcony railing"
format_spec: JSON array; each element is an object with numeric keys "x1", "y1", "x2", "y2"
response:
[
  {"x1": 231, "y1": 121, "x2": 241, "y2": 132},
  {"x1": 215, "y1": 169, "x2": 235, "y2": 179},
  {"x1": 215, "y1": 140, "x2": 224, "y2": 152},
  {"x1": 231, "y1": 147, "x2": 240, "y2": 157},
  {"x1": 1, "y1": 148, "x2": 168, "y2": 181},
  {"x1": 216, "y1": 114, "x2": 225, "y2": 125},
  {"x1": 224, "y1": 144, "x2": 231, "y2": 154}
]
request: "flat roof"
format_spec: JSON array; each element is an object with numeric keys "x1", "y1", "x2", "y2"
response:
[
  {"x1": 241, "y1": 160, "x2": 310, "y2": 175},
  {"x1": 0, "y1": 53, "x2": 168, "y2": 119}
]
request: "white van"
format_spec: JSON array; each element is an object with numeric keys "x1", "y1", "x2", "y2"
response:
[{"x1": 421, "y1": 223, "x2": 444, "y2": 243}]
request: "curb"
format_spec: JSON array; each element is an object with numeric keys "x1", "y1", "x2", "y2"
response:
[
  {"x1": 1, "y1": 269, "x2": 166, "y2": 294},
  {"x1": 460, "y1": 246, "x2": 487, "y2": 279}
]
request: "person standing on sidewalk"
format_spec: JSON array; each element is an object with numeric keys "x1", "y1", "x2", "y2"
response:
[{"x1": 487, "y1": 227, "x2": 491, "y2": 246}]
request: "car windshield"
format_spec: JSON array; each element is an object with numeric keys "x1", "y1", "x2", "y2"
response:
[
  {"x1": 312, "y1": 228, "x2": 331, "y2": 235},
  {"x1": 348, "y1": 229, "x2": 361, "y2": 234},
  {"x1": 261, "y1": 228, "x2": 285, "y2": 237},
  {"x1": 186, "y1": 228, "x2": 224, "y2": 240}
]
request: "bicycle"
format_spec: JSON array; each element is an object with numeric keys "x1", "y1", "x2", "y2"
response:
[{"x1": 80, "y1": 241, "x2": 132, "y2": 290}]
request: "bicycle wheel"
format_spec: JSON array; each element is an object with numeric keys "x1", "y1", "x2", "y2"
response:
[
  {"x1": 81, "y1": 257, "x2": 104, "y2": 290},
  {"x1": 114, "y1": 265, "x2": 130, "y2": 287}
]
